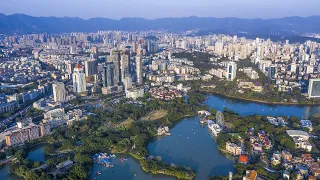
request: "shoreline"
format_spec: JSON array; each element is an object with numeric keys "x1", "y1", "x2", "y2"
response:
[{"x1": 200, "y1": 90, "x2": 320, "y2": 106}]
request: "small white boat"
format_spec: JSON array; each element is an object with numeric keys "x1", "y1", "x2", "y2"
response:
[{"x1": 110, "y1": 154, "x2": 116, "y2": 158}]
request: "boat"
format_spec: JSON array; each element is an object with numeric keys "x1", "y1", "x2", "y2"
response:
[
  {"x1": 208, "y1": 123, "x2": 222, "y2": 136},
  {"x1": 109, "y1": 154, "x2": 116, "y2": 158},
  {"x1": 95, "y1": 171, "x2": 101, "y2": 175},
  {"x1": 120, "y1": 158, "x2": 128, "y2": 162}
]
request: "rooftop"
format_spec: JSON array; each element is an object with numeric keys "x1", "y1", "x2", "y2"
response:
[{"x1": 286, "y1": 130, "x2": 309, "y2": 138}]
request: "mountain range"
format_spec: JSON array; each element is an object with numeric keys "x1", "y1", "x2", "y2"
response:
[{"x1": 0, "y1": 13, "x2": 320, "y2": 36}]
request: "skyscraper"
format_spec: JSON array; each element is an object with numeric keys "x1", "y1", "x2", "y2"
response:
[
  {"x1": 227, "y1": 62, "x2": 237, "y2": 81},
  {"x1": 52, "y1": 82, "x2": 66, "y2": 102},
  {"x1": 108, "y1": 50, "x2": 121, "y2": 84},
  {"x1": 121, "y1": 54, "x2": 130, "y2": 82},
  {"x1": 136, "y1": 55, "x2": 143, "y2": 85},
  {"x1": 268, "y1": 66, "x2": 276, "y2": 80},
  {"x1": 72, "y1": 64, "x2": 87, "y2": 93},
  {"x1": 85, "y1": 55, "x2": 98, "y2": 77},
  {"x1": 102, "y1": 62, "x2": 115, "y2": 88}
]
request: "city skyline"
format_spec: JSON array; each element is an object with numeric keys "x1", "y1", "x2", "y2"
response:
[{"x1": 1, "y1": 0, "x2": 320, "y2": 19}]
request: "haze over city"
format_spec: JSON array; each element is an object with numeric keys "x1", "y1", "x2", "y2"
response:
[{"x1": 1, "y1": 0, "x2": 320, "y2": 19}]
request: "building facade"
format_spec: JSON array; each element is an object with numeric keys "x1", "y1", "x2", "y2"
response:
[
  {"x1": 52, "y1": 82, "x2": 66, "y2": 102},
  {"x1": 72, "y1": 64, "x2": 87, "y2": 93}
]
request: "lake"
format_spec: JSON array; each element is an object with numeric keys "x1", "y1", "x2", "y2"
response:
[
  {"x1": 206, "y1": 94, "x2": 320, "y2": 118},
  {"x1": 148, "y1": 116, "x2": 235, "y2": 180}
]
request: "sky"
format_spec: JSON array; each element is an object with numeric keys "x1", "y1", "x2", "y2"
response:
[{"x1": 0, "y1": 0, "x2": 319, "y2": 19}]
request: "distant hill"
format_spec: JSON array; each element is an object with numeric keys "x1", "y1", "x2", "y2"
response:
[{"x1": 0, "y1": 14, "x2": 320, "y2": 36}]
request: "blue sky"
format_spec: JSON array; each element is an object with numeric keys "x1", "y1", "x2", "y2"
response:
[{"x1": 1, "y1": 0, "x2": 319, "y2": 19}]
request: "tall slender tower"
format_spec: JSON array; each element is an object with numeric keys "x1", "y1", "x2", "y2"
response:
[
  {"x1": 102, "y1": 63, "x2": 115, "y2": 88},
  {"x1": 72, "y1": 64, "x2": 86, "y2": 93},
  {"x1": 121, "y1": 54, "x2": 130, "y2": 82},
  {"x1": 136, "y1": 55, "x2": 143, "y2": 85},
  {"x1": 109, "y1": 50, "x2": 121, "y2": 84}
]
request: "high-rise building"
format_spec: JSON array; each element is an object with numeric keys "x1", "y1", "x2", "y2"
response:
[
  {"x1": 72, "y1": 64, "x2": 87, "y2": 93},
  {"x1": 103, "y1": 62, "x2": 115, "y2": 88},
  {"x1": 268, "y1": 66, "x2": 276, "y2": 80},
  {"x1": 136, "y1": 55, "x2": 143, "y2": 85},
  {"x1": 124, "y1": 76, "x2": 133, "y2": 90},
  {"x1": 108, "y1": 50, "x2": 121, "y2": 84},
  {"x1": 33, "y1": 50, "x2": 39, "y2": 59},
  {"x1": 308, "y1": 79, "x2": 320, "y2": 98},
  {"x1": 123, "y1": 49, "x2": 131, "y2": 74},
  {"x1": 121, "y1": 54, "x2": 130, "y2": 81},
  {"x1": 227, "y1": 62, "x2": 237, "y2": 81},
  {"x1": 52, "y1": 82, "x2": 66, "y2": 102},
  {"x1": 85, "y1": 55, "x2": 98, "y2": 77},
  {"x1": 91, "y1": 46, "x2": 98, "y2": 58},
  {"x1": 66, "y1": 61, "x2": 75, "y2": 74}
]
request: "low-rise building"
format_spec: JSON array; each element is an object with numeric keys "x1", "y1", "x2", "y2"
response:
[
  {"x1": 238, "y1": 81, "x2": 263, "y2": 92},
  {"x1": 243, "y1": 170, "x2": 257, "y2": 180},
  {"x1": 287, "y1": 130, "x2": 312, "y2": 152},
  {"x1": 4, "y1": 122, "x2": 50, "y2": 147},
  {"x1": 282, "y1": 150, "x2": 293, "y2": 162},
  {"x1": 126, "y1": 87, "x2": 144, "y2": 100},
  {"x1": 226, "y1": 141, "x2": 242, "y2": 155}
]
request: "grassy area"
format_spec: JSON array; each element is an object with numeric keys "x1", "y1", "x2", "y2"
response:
[
  {"x1": 119, "y1": 118, "x2": 134, "y2": 128},
  {"x1": 141, "y1": 110, "x2": 168, "y2": 121}
]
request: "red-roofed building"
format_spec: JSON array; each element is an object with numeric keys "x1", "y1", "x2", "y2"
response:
[
  {"x1": 301, "y1": 154, "x2": 314, "y2": 164},
  {"x1": 239, "y1": 155, "x2": 249, "y2": 165}
]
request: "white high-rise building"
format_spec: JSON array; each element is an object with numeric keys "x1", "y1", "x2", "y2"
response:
[
  {"x1": 227, "y1": 62, "x2": 237, "y2": 81},
  {"x1": 136, "y1": 55, "x2": 143, "y2": 85},
  {"x1": 52, "y1": 82, "x2": 66, "y2": 102},
  {"x1": 181, "y1": 40, "x2": 187, "y2": 50},
  {"x1": 72, "y1": 64, "x2": 87, "y2": 93}
]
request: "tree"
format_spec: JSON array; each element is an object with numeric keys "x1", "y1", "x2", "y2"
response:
[
  {"x1": 25, "y1": 170, "x2": 39, "y2": 180},
  {"x1": 44, "y1": 144, "x2": 55, "y2": 155},
  {"x1": 74, "y1": 153, "x2": 93, "y2": 167},
  {"x1": 303, "y1": 127, "x2": 310, "y2": 133},
  {"x1": 0, "y1": 152, "x2": 6, "y2": 160},
  {"x1": 209, "y1": 108, "x2": 217, "y2": 115},
  {"x1": 69, "y1": 164, "x2": 89, "y2": 180},
  {"x1": 239, "y1": 126, "x2": 248, "y2": 133}
]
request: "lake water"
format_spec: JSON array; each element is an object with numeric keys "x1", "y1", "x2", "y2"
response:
[
  {"x1": 2, "y1": 94, "x2": 320, "y2": 180},
  {"x1": 0, "y1": 145, "x2": 44, "y2": 180},
  {"x1": 206, "y1": 95, "x2": 320, "y2": 118},
  {"x1": 89, "y1": 154, "x2": 175, "y2": 180},
  {"x1": 27, "y1": 146, "x2": 45, "y2": 163},
  {"x1": 148, "y1": 116, "x2": 235, "y2": 180}
]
